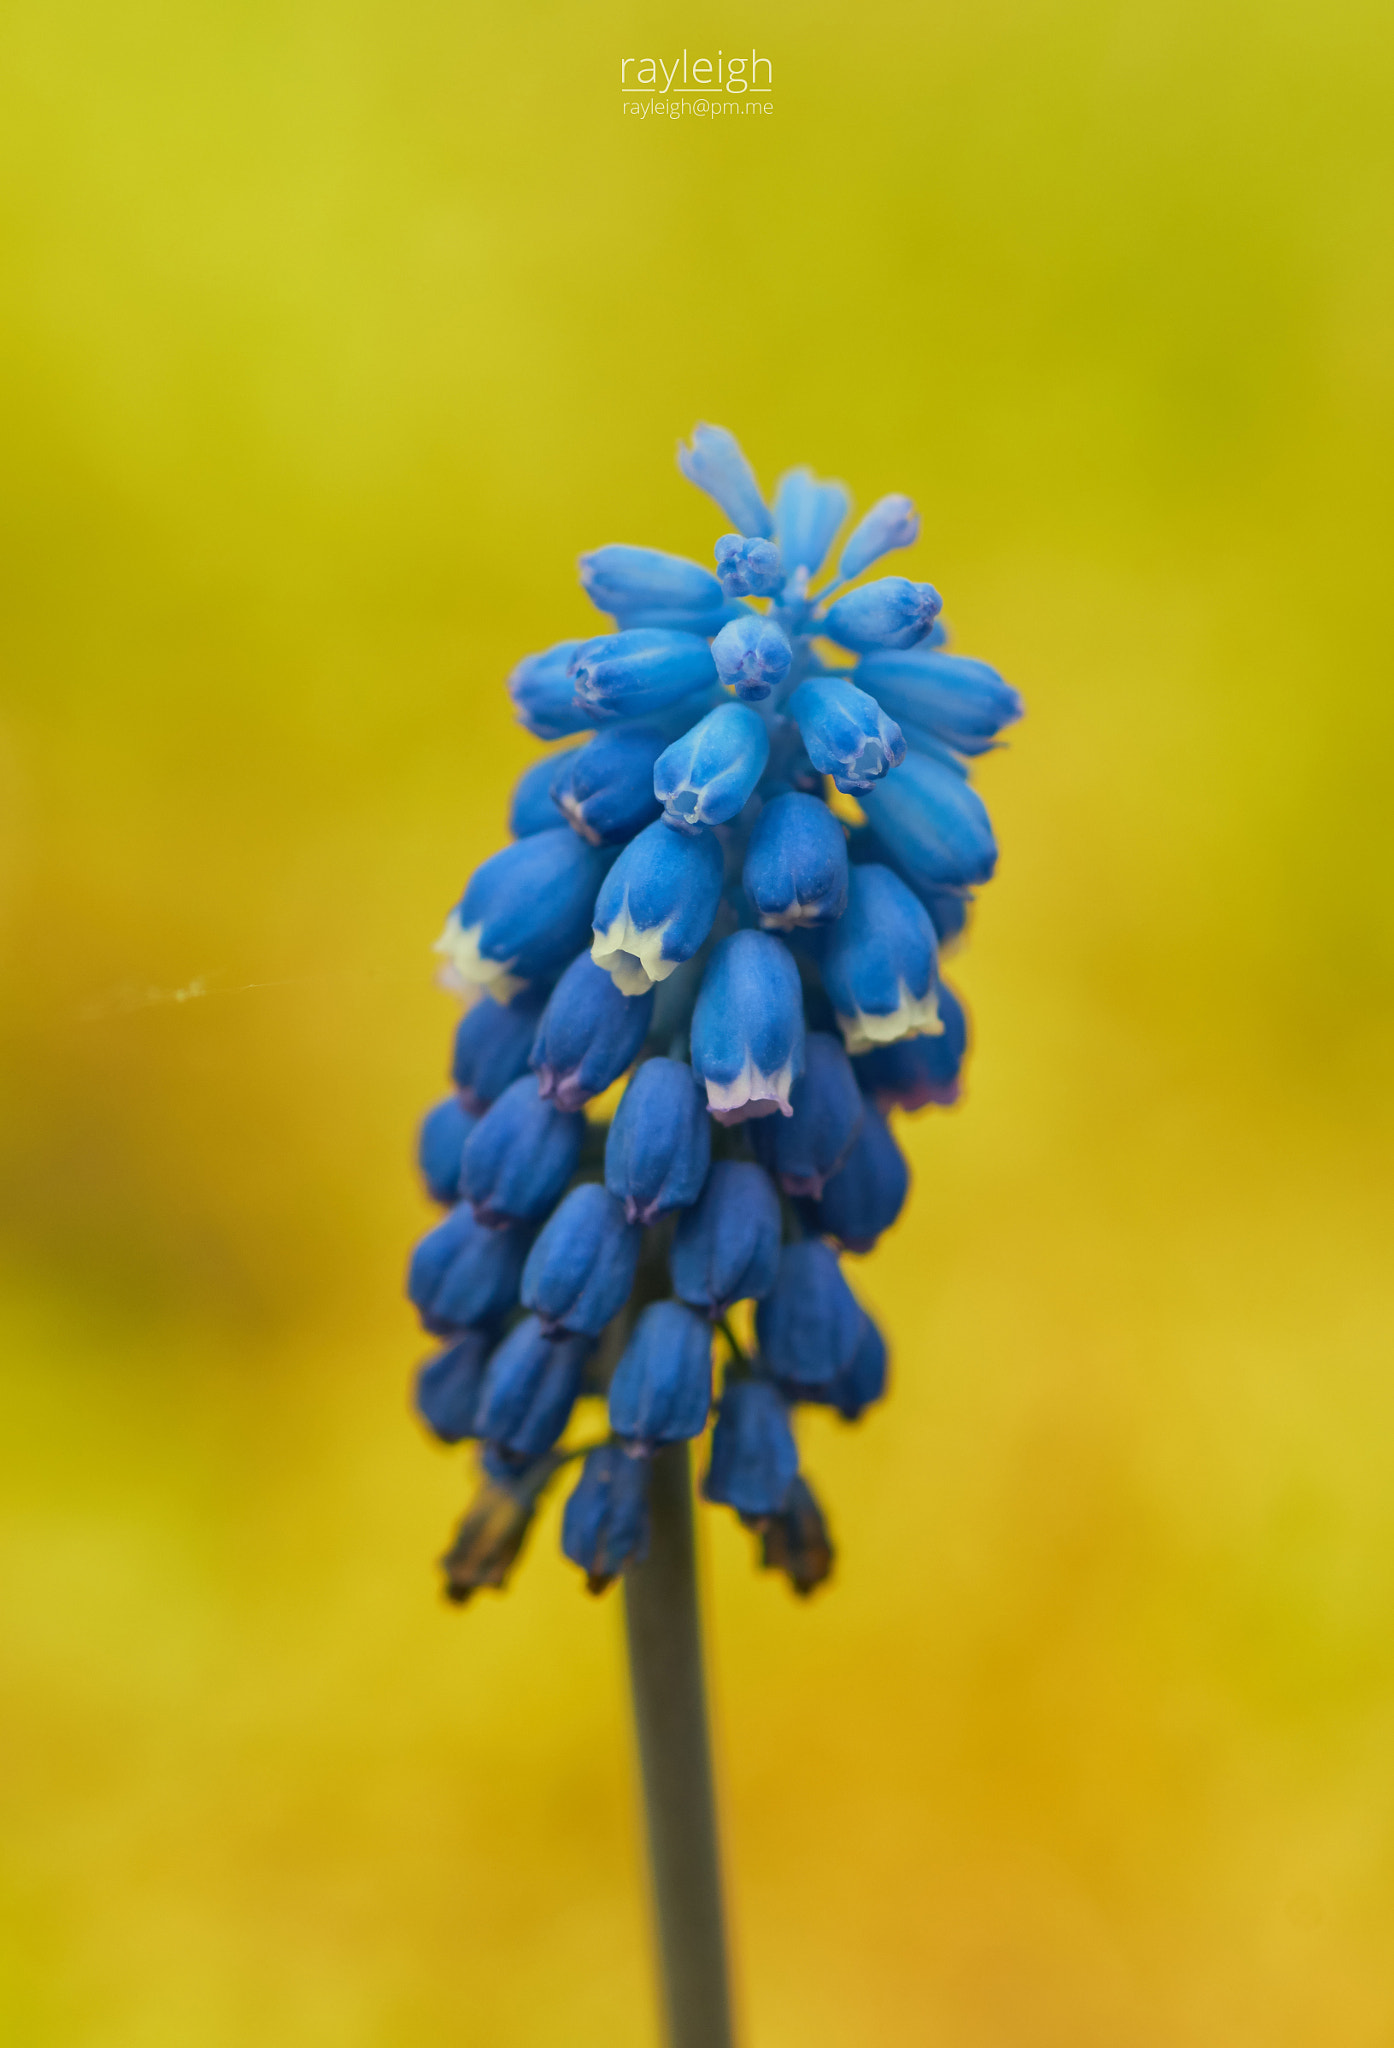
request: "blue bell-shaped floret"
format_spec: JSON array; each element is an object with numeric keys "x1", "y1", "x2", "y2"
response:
[
  {"x1": 677, "y1": 424, "x2": 773, "y2": 538},
  {"x1": 521, "y1": 1183, "x2": 641, "y2": 1337},
  {"x1": 670, "y1": 1159, "x2": 782, "y2": 1315},
  {"x1": 710, "y1": 614, "x2": 793, "y2": 701},
  {"x1": 773, "y1": 467, "x2": 849, "y2": 578},
  {"x1": 459, "y1": 1074, "x2": 584, "y2": 1228},
  {"x1": 605, "y1": 1057, "x2": 711, "y2": 1224},
  {"x1": 787, "y1": 676, "x2": 906, "y2": 794},
  {"x1": 414, "y1": 1331, "x2": 493, "y2": 1443},
  {"x1": 507, "y1": 641, "x2": 593, "y2": 741},
  {"x1": 852, "y1": 982, "x2": 968, "y2": 1110},
  {"x1": 529, "y1": 953, "x2": 654, "y2": 1112},
  {"x1": 691, "y1": 928, "x2": 806, "y2": 1123},
  {"x1": 755, "y1": 1240, "x2": 863, "y2": 1394},
  {"x1": 562, "y1": 1442, "x2": 653, "y2": 1591},
  {"x1": 608, "y1": 1301, "x2": 714, "y2": 1444},
  {"x1": 742, "y1": 791, "x2": 849, "y2": 929},
  {"x1": 509, "y1": 750, "x2": 574, "y2": 836},
  {"x1": 752, "y1": 1032, "x2": 863, "y2": 1198},
  {"x1": 654, "y1": 702, "x2": 771, "y2": 832},
  {"x1": 569, "y1": 630, "x2": 718, "y2": 723},
  {"x1": 828, "y1": 1311, "x2": 888, "y2": 1421},
  {"x1": 408, "y1": 1204, "x2": 533, "y2": 1334},
  {"x1": 580, "y1": 545, "x2": 724, "y2": 618},
  {"x1": 474, "y1": 1315, "x2": 592, "y2": 1461},
  {"x1": 854, "y1": 649, "x2": 1023, "y2": 758},
  {"x1": 703, "y1": 1378, "x2": 799, "y2": 1517},
  {"x1": 417, "y1": 1095, "x2": 477, "y2": 1205},
  {"x1": 451, "y1": 991, "x2": 546, "y2": 1113},
  {"x1": 820, "y1": 862, "x2": 941, "y2": 1054},
  {"x1": 859, "y1": 752, "x2": 997, "y2": 891},
  {"x1": 714, "y1": 534, "x2": 784, "y2": 600},
  {"x1": 813, "y1": 1102, "x2": 909, "y2": 1253},
  {"x1": 436, "y1": 830, "x2": 612, "y2": 1001},
  {"x1": 837, "y1": 494, "x2": 920, "y2": 582},
  {"x1": 615, "y1": 599, "x2": 753, "y2": 638},
  {"x1": 822, "y1": 578, "x2": 942, "y2": 654},
  {"x1": 550, "y1": 725, "x2": 666, "y2": 846},
  {"x1": 591, "y1": 817, "x2": 725, "y2": 996}
]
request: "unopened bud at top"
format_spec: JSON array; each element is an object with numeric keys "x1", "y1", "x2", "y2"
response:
[
  {"x1": 677, "y1": 423, "x2": 773, "y2": 538},
  {"x1": 837, "y1": 494, "x2": 920, "y2": 582}
]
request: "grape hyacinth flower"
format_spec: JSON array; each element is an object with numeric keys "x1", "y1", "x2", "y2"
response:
[{"x1": 403, "y1": 422, "x2": 1023, "y2": 2048}]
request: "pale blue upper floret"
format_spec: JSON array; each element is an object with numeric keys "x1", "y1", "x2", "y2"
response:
[
  {"x1": 579, "y1": 544, "x2": 724, "y2": 617},
  {"x1": 591, "y1": 818, "x2": 724, "y2": 996},
  {"x1": 822, "y1": 577, "x2": 943, "y2": 654},
  {"x1": 714, "y1": 534, "x2": 784, "y2": 599},
  {"x1": 654, "y1": 701, "x2": 770, "y2": 830},
  {"x1": 852, "y1": 649, "x2": 1025, "y2": 758},
  {"x1": 436, "y1": 829, "x2": 612, "y2": 1001},
  {"x1": 690, "y1": 928, "x2": 806, "y2": 1123},
  {"x1": 859, "y1": 750, "x2": 999, "y2": 891},
  {"x1": 710, "y1": 613, "x2": 793, "y2": 701},
  {"x1": 787, "y1": 676, "x2": 906, "y2": 794},
  {"x1": 820, "y1": 861, "x2": 942, "y2": 1054},
  {"x1": 774, "y1": 467, "x2": 850, "y2": 577},
  {"x1": 837, "y1": 493, "x2": 921, "y2": 583},
  {"x1": 742, "y1": 791, "x2": 849, "y2": 929},
  {"x1": 678, "y1": 424, "x2": 773, "y2": 538},
  {"x1": 569, "y1": 629, "x2": 718, "y2": 722}
]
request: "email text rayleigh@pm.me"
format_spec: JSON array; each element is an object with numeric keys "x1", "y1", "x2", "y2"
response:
[
  {"x1": 625, "y1": 97, "x2": 773, "y2": 120},
  {"x1": 620, "y1": 50, "x2": 773, "y2": 93}
]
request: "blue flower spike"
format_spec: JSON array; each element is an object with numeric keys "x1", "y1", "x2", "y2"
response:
[
  {"x1": 677, "y1": 424, "x2": 773, "y2": 538},
  {"x1": 691, "y1": 929, "x2": 806, "y2": 1124},
  {"x1": 711, "y1": 613, "x2": 793, "y2": 701},
  {"x1": 654, "y1": 702, "x2": 771, "y2": 832},
  {"x1": 787, "y1": 676, "x2": 907, "y2": 794},
  {"x1": 407, "y1": 423, "x2": 1021, "y2": 1602},
  {"x1": 591, "y1": 817, "x2": 725, "y2": 995}
]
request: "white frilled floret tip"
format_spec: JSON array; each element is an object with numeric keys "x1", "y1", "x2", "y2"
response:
[{"x1": 408, "y1": 422, "x2": 1022, "y2": 1604}]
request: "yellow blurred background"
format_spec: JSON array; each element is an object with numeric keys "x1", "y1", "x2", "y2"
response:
[{"x1": 2, "y1": 0, "x2": 1392, "y2": 2040}]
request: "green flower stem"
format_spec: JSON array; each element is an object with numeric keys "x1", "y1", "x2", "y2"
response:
[{"x1": 623, "y1": 1441, "x2": 736, "y2": 2048}]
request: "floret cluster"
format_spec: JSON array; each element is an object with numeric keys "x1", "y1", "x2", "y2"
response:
[{"x1": 407, "y1": 425, "x2": 1022, "y2": 1602}]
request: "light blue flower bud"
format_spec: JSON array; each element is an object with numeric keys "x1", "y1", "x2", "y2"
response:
[
  {"x1": 690, "y1": 929, "x2": 806, "y2": 1123},
  {"x1": 710, "y1": 614, "x2": 793, "y2": 701},
  {"x1": 742, "y1": 791, "x2": 849, "y2": 929},
  {"x1": 591, "y1": 818, "x2": 724, "y2": 996},
  {"x1": 459, "y1": 1074, "x2": 584, "y2": 1228},
  {"x1": 605, "y1": 1057, "x2": 711, "y2": 1224},
  {"x1": 773, "y1": 467, "x2": 850, "y2": 577},
  {"x1": 813, "y1": 1102, "x2": 909, "y2": 1253},
  {"x1": 847, "y1": 823, "x2": 979, "y2": 938},
  {"x1": 854, "y1": 650, "x2": 1024, "y2": 757},
  {"x1": 819, "y1": 862, "x2": 941, "y2": 1054},
  {"x1": 414, "y1": 1332, "x2": 493, "y2": 1444},
  {"x1": 562, "y1": 1442, "x2": 652, "y2": 1591},
  {"x1": 859, "y1": 752, "x2": 997, "y2": 891},
  {"x1": 608, "y1": 1301, "x2": 714, "y2": 1444},
  {"x1": 756, "y1": 1240, "x2": 863, "y2": 1394},
  {"x1": 521, "y1": 1183, "x2": 641, "y2": 1337},
  {"x1": 436, "y1": 830, "x2": 612, "y2": 1002},
  {"x1": 509, "y1": 750, "x2": 574, "y2": 836},
  {"x1": 670, "y1": 1159, "x2": 782, "y2": 1315},
  {"x1": 507, "y1": 641, "x2": 592, "y2": 741},
  {"x1": 852, "y1": 982, "x2": 968, "y2": 1110},
  {"x1": 614, "y1": 599, "x2": 752, "y2": 638},
  {"x1": 822, "y1": 578, "x2": 942, "y2": 654},
  {"x1": 451, "y1": 991, "x2": 545, "y2": 1112},
  {"x1": 654, "y1": 702, "x2": 771, "y2": 831},
  {"x1": 703, "y1": 1379, "x2": 798, "y2": 1517},
  {"x1": 677, "y1": 423, "x2": 773, "y2": 538},
  {"x1": 530, "y1": 952, "x2": 654, "y2": 1111},
  {"x1": 837, "y1": 494, "x2": 920, "y2": 582},
  {"x1": 579, "y1": 544, "x2": 724, "y2": 618},
  {"x1": 475, "y1": 1315, "x2": 592, "y2": 1461},
  {"x1": 751, "y1": 1032, "x2": 863, "y2": 1198},
  {"x1": 714, "y1": 534, "x2": 784, "y2": 599},
  {"x1": 568, "y1": 629, "x2": 718, "y2": 723},
  {"x1": 407, "y1": 1204, "x2": 532, "y2": 1334},
  {"x1": 417, "y1": 1095, "x2": 477, "y2": 1205},
  {"x1": 787, "y1": 677, "x2": 906, "y2": 794},
  {"x1": 550, "y1": 724, "x2": 666, "y2": 845}
]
